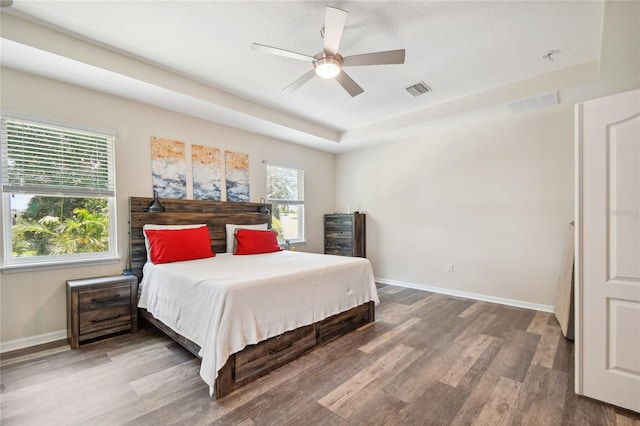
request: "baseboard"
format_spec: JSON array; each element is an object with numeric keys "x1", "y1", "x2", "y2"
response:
[
  {"x1": 0, "y1": 329, "x2": 67, "y2": 354},
  {"x1": 375, "y1": 278, "x2": 554, "y2": 313},
  {"x1": 0, "y1": 282, "x2": 552, "y2": 353}
]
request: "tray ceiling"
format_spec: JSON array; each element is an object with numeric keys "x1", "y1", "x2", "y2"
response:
[{"x1": 0, "y1": 1, "x2": 610, "y2": 152}]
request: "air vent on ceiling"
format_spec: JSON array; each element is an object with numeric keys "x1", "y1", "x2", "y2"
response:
[
  {"x1": 506, "y1": 92, "x2": 558, "y2": 114},
  {"x1": 406, "y1": 81, "x2": 431, "y2": 97}
]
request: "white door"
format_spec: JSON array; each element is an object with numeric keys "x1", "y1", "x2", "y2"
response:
[{"x1": 575, "y1": 89, "x2": 640, "y2": 412}]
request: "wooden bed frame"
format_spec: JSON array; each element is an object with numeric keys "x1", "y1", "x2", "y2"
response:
[{"x1": 129, "y1": 196, "x2": 375, "y2": 398}]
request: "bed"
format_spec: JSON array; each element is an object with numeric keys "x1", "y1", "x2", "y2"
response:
[{"x1": 129, "y1": 197, "x2": 379, "y2": 398}]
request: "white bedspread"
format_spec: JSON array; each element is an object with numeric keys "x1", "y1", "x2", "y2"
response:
[{"x1": 138, "y1": 251, "x2": 379, "y2": 388}]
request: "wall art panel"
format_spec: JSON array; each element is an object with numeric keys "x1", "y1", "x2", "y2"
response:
[
  {"x1": 151, "y1": 136, "x2": 187, "y2": 199},
  {"x1": 192, "y1": 144, "x2": 222, "y2": 200},
  {"x1": 225, "y1": 150, "x2": 249, "y2": 202}
]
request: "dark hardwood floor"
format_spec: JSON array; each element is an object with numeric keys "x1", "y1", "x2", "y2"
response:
[{"x1": 1, "y1": 284, "x2": 639, "y2": 425}]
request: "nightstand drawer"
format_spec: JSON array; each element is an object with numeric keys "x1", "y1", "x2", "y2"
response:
[
  {"x1": 79, "y1": 305, "x2": 132, "y2": 338},
  {"x1": 78, "y1": 285, "x2": 131, "y2": 311}
]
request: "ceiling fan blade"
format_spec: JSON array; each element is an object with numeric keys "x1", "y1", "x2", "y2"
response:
[
  {"x1": 335, "y1": 70, "x2": 364, "y2": 97},
  {"x1": 283, "y1": 69, "x2": 317, "y2": 93},
  {"x1": 323, "y1": 6, "x2": 348, "y2": 55},
  {"x1": 251, "y1": 43, "x2": 314, "y2": 62},
  {"x1": 343, "y1": 49, "x2": 406, "y2": 66}
]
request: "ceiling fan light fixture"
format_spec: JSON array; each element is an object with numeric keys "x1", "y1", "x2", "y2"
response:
[
  {"x1": 252, "y1": 6, "x2": 404, "y2": 96},
  {"x1": 314, "y1": 57, "x2": 342, "y2": 79}
]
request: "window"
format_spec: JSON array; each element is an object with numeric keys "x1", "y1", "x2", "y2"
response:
[
  {"x1": 266, "y1": 164, "x2": 304, "y2": 243},
  {"x1": 1, "y1": 114, "x2": 117, "y2": 268}
]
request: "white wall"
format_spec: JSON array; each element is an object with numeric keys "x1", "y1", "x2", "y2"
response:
[
  {"x1": 336, "y1": 104, "x2": 575, "y2": 307},
  {"x1": 332, "y1": 0, "x2": 639, "y2": 310},
  {"x1": 0, "y1": 68, "x2": 335, "y2": 346}
]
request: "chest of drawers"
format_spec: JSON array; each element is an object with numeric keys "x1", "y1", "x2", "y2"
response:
[
  {"x1": 66, "y1": 275, "x2": 138, "y2": 349},
  {"x1": 324, "y1": 213, "x2": 366, "y2": 257}
]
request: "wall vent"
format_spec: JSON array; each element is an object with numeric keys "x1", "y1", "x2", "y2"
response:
[
  {"x1": 406, "y1": 81, "x2": 431, "y2": 97},
  {"x1": 506, "y1": 92, "x2": 558, "y2": 114}
]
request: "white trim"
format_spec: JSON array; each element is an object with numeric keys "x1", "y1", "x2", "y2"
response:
[
  {"x1": 376, "y1": 277, "x2": 554, "y2": 313},
  {"x1": 0, "y1": 279, "x2": 553, "y2": 354},
  {"x1": 1, "y1": 109, "x2": 117, "y2": 136},
  {"x1": 1, "y1": 256, "x2": 121, "y2": 273},
  {"x1": 0, "y1": 329, "x2": 67, "y2": 354},
  {"x1": 573, "y1": 102, "x2": 584, "y2": 395}
]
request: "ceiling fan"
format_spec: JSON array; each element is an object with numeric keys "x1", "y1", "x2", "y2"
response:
[{"x1": 251, "y1": 6, "x2": 406, "y2": 97}]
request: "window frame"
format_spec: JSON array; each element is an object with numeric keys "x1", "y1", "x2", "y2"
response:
[
  {"x1": 266, "y1": 163, "x2": 305, "y2": 244},
  {"x1": 0, "y1": 112, "x2": 119, "y2": 271}
]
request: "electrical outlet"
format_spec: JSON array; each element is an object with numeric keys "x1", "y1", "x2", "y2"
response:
[{"x1": 447, "y1": 264, "x2": 454, "y2": 273}]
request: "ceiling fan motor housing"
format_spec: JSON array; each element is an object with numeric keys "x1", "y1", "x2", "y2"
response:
[{"x1": 314, "y1": 53, "x2": 343, "y2": 79}]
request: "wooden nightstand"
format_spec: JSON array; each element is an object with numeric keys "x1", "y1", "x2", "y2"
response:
[{"x1": 66, "y1": 275, "x2": 138, "y2": 349}]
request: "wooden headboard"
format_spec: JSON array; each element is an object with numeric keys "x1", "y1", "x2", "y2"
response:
[{"x1": 129, "y1": 197, "x2": 272, "y2": 281}]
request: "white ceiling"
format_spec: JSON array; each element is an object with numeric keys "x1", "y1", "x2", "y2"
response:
[{"x1": 0, "y1": 1, "x2": 607, "y2": 152}]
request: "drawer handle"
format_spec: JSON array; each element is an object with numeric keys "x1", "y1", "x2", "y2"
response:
[
  {"x1": 91, "y1": 314, "x2": 121, "y2": 323},
  {"x1": 90, "y1": 295, "x2": 121, "y2": 303},
  {"x1": 269, "y1": 342, "x2": 293, "y2": 355}
]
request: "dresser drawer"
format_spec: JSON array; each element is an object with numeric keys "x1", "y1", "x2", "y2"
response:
[
  {"x1": 234, "y1": 324, "x2": 316, "y2": 386},
  {"x1": 325, "y1": 239, "x2": 354, "y2": 254},
  {"x1": 325, "y1": 247, "x2": 354, "y2": 257},
  {"x1": 78, "y1": 285, "x2": 131, "y2": 311},
  {"x1": 325, "y1": 215, "x2": 353, "y2": 227},
  {"x1": 325, "y1": 229, "x2": 353, "y2": 239}
]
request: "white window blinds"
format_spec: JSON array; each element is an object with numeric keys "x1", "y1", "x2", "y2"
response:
[
  {"x1": 266, "y1": 164, "x2": 304, "y2": 204},
  {"x1": 1, "y1": 118, "x2": 115, "y2": 197}
]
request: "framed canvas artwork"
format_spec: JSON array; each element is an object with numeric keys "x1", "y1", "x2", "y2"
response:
[{"x1": 151, "y1": 137, "x2": 186, "y2": 199}]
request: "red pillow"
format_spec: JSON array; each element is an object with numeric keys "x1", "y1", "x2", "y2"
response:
[
  {"x1": 234, "y1": 229, "x2": 282, "y2": 255},
  {"x1": 144, "y1": 226, "x2": 215, "y2": 264}
]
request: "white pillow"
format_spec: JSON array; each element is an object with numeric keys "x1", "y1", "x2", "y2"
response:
[
  {"x1": 143, "y1": 224, "x2": 207, "y2": 261},
  {"x1": 225, "y1": 223, "x2": 268, "y2": 253}
]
